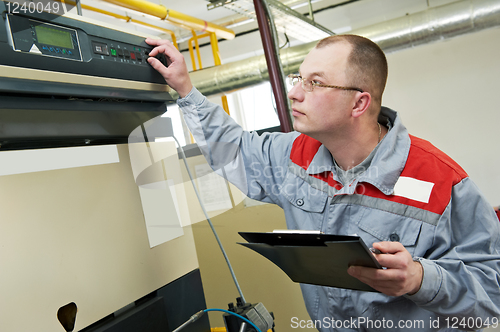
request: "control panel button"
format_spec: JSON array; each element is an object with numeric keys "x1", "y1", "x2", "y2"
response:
[
  {"x1": 92, "y1": 41, "x2": 109, "y2": 56},
  {"x1": 110, "y1": 48, "x2": 117, "y2": 57},
  {"x1": 117, "y1": 49, "x2": 124, "y2": 57},
  {"x1": 130, "y1": 52, "x2": 136, "y2": 60},
  {"x1": 123, "y1": 50, "x2": 130, "y2": 58},
  {"x1": 136, "y1": 52, "x2": 142, "y2": 61}
]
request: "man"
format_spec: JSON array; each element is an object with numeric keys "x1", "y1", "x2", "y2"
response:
[{"x1": 146, "y1": 35, "x2": 500, "y2": 331}]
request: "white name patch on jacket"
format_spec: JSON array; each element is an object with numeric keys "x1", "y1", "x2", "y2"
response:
[{"x1": 393, "y1": 176, "x2": 435, "y2": 203}]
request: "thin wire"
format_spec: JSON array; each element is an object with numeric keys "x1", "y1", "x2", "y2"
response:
[
  {"x1": 307, "y1": 0, "x2": 314, "y2": 21},
  {"x1": 171, "y1": 318, "x2": 194, "y2": 332},
  {"x1": 173, "y1": 135, "x2": 246, "y2": 304},
  {"x1": 171, "y1": 310, "x2": 205, "y2": 332},
  {"x1": 279, "y1": 32, "x2": 290, "y2": 50}
]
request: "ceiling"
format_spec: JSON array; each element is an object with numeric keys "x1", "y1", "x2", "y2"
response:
[
  {"x1": 76, "y1": 0, "x2": 356, "y2": 40},
  {"x1": 70, "y1": 0, "x2": 462, "y2": 66}
]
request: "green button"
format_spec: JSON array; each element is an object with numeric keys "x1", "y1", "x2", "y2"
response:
[
  {"x1": 62, "y1": 49, "x2": 66, "y2": 54},
  {"x1": 110, "y1": 48, "x2": 117, "y2": 56}
]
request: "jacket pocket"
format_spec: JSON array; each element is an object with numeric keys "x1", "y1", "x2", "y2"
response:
[
  {"x1": 356, "y1": 208, "x2": 423, "y2": 254},
  {"x1": 281, "y1": 172, "x2": 328, "y2": 213}
]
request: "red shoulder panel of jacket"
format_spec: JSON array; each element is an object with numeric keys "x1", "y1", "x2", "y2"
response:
[
  {"x1": 403, "y1": 135, "x2": 468, "y2": 186},
  {"x1": 290, "y1": 134, "x2": 323, "y2": 170},
  {"x1": 359, "y1": 135, "x2": 469, "y2": 214}
]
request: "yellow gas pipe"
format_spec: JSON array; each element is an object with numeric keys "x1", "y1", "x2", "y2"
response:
[
  {"x1": 57, "y1": 0, "x2": 178, "y2": 48},
  {"x1": 99, "y1": 0, "x2": 235, "y2": 40}
]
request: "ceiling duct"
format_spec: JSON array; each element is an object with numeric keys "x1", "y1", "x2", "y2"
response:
[
  {"x1": 207, "y1": 0, "x2": 333, "y2": 42},
  {"x1": 190, "y1": 0, "x2": 500, "y2": 97}
]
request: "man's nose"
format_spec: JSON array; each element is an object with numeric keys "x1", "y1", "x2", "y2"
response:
[{"x1": 288, "y1": 83, "x2": 304, "y2": 101}]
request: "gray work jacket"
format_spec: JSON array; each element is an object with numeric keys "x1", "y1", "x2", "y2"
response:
[{"x1": 178, "y1": 88, "x2": 500, "y2": 331}]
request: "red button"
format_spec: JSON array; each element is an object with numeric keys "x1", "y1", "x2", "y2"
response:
[{"x1": 130, "y1": 52, "x2": 136, "y2": 60}]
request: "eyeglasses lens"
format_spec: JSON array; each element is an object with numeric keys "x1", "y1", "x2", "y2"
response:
[{"x1": 288, "y1": 75, "x2": 314, "y2": 92}]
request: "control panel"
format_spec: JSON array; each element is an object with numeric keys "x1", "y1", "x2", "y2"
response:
[
  {"x1": 0, "y1": 1, "x2": 173, "y2": 150},
  {"x1": 0, "y1": 1, "x2": 165, "y2": 85},
  {"x1": 6, "y1": 14, "x2": 153, "y2": 68},
  {"x1": 7, "y1": 14, "x2": 82, "y2": 61},
  {"x1": 90, "y1": 37, "x2": 150, "y2": 67}
]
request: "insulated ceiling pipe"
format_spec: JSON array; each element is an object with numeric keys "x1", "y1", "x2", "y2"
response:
[{"x1": 189, "y1": 0, "x2": 500, "y2": 97}]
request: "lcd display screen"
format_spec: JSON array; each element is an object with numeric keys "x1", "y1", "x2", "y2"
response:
[{"x1": 35, "y1": 24, "x2": 73, "y2": 49}]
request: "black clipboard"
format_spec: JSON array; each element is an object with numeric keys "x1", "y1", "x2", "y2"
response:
[{"x1": 238, "y1": 232, "x2": 382, "y2": 292}]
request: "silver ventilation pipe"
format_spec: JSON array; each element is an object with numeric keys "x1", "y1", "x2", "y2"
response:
[{"x1": 188, "y1": 0, "x2": 500, "y2": 97}]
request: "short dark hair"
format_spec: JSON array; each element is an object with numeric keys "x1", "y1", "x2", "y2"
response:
[{"x1": 316, "y1": 35, "x2": 388, "y2": 107}]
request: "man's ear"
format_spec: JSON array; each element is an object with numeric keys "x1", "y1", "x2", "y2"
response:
[{"x1": 351, "y1": 92, "x2": 371, "y2": 118}]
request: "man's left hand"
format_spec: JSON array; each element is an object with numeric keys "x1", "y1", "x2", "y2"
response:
[{"x1": 347, "y1": 241, "x2": 423, "y2": 296}]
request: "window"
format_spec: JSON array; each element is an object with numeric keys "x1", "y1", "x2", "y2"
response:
[
  {"x1": 227, "y1": 82, "x2": 281, "y2": 132},
  {"x1": 163, "y1": 81, "x2": 283, "y2": 147}
]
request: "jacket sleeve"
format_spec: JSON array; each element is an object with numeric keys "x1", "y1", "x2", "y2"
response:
[
  {"x1": 176, "y1": 87, "x2": 298, "y2": 206},
  {"x1": 407, "y1": 176, "x2": 500, "y2": 327}
]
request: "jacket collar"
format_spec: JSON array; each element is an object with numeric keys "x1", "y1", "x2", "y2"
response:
[
  {"x1": 305, "y1": 107, "x2": 410, "y2": 195},
  {"x1": 306, "y1": 144, "x2": 334, "y2": 175}
]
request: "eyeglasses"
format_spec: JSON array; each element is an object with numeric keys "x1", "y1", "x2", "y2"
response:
[{"x1": 287, "y1": 74, "x2": 363, "y2": 93}]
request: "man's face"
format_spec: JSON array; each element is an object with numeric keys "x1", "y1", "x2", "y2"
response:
[{"x1": 288, "y1": 42, "x2": 356, "y2": 140}]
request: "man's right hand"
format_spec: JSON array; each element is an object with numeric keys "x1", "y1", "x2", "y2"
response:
[{"x1": 145, "y1": 38, "x2": 193, "y2": 98}]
